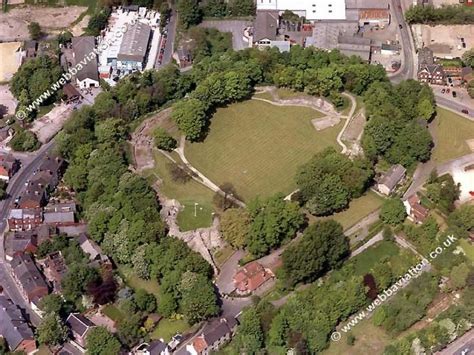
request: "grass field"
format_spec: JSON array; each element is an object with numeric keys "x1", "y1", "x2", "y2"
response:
[
  {"x1": 144, "y1": 151, "x2": 215, "y2": 231},
  {"x1": 185, "y1": 100, "x2": 340, "y2": 201},
  {"x1": 102, "y1": 304, "x2": 125, "y2": 323},
  {"x1": 459, "y1": 239, "x2": 474, "y2": 264},
  {"x1": 118, "y1": 265, "x2": 160, "y2": 298},
  {"x1": 432, "y1": 108, "x2": 474, "y2": 163},
  {"x1": 322, "y1": 318, "x2": 393, "y2": 355},
  {"x1": 151, "y1": 318, "x2": 191, "y2": 342},
  {"x1": 311, "y1": 191, "x2": 384, "y2": 230}
]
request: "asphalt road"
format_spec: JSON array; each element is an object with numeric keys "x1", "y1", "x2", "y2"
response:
[
  {"x1": 155, "y1": 9, "x2": 177, "y2": 69},
  {"x1": 0, "y1": 140, "x2": 55, "y2": 326},
  {"x1": 389, "y1": 0, "x2": 415, "y2": 83},
  {"x1": 435, "y1": 94, "x2": 474, "y2": 118}
]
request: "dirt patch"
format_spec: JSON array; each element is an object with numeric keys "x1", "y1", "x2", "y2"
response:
[
  {"x1": 0, "y1": 6, "x2": 87, "y2": 42},
  {"x1": 130, "y1": 108, "x2": 176, "y2": 171},
  {"x1": 413, "y1": 24, "x2": 474, "y2": 58},
  {"x1": 30, "y1": 103, "x2": 74, "y2": 143},
  {"x1": 0, "y1": 85, "x2": 17, "y2": 115},
  {"x1": 70, "y1": 14, "x2": 91, "y2": 37},
  {"x1": 466, "y1": 139, "x2": 474, "y2": 152},
  {"x1": 0, "y1": 42, "x2": 22, "y2": 82},
  {"x1": 311, "y1": 116, "x2": 340, "y2": 130}
]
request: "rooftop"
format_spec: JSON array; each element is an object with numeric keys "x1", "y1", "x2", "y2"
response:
[
  {"x1": 117, "y1": 22, "x2": 151, "y2": 63},
  {"x1": 379, "y1": 164, "x2": 406, "y2": 191},
  {"x1": 0, "y1": 295, "x2": 35, "y2": 351},
  {"x1": 71, "y1": 36, "x2": 99, "y2": 82}
]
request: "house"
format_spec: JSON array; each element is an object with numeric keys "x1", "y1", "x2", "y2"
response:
[
  {"x1": 417, "y1": 64, "x2": 446, "y2": 85},
  {"x1": 176, "y1": 46, "x2": 193, "y2": 68},
  {"x1": 377, "y1": 164, "x2": 406, "y2": 196},
  {"x1": 44, "y1": 202, "x2": 77, "y2": 213},
  {"x1": 18, "y1": 155, "x2": 65, "y2": 209},
  {"x1": 117, "y1": 22, "x2": 152, "y2": 72},
  {"x1": 443, "y1": 66, "x2": 463, "y2": 81},
  {"x1": 358, "y1": 9, "x2": 390, "y2": 27},
  {"x1": 0, "y1": 295, "x2": 37, "y2": 354},
  {"x1": 186, "y1": 318, "x2": 238, "y2": 355},
  {"x1": 0, "y1": 154, "x2": 20, "y2": 182},
  {"x1": 135, "y1": 340, "x2": 171, "y2": 355},
  {"x1": 66, "y1": 313, "x2": 96, "y2": 348},
  {"x1": 71, "y1": 36, "x2": 99, "y2": 88},
  {"x1": 43, "y1": 211, "x2": 75, "y2": 226},
  {"x1": 404, "y1": 194, "x2": 429, "y2": 224},
  {"x1": 8, "y1": 208, "x2": 43, "y2": 231},
  {"x1": 5, "y1": 226, "x2": 52, "y2": 261},
  {"x1": 10, "y1": 253, "x2": 49, "y2": 305},
  {"x1": 77, "y1": 233, "x2": 110, "y2": 265},
  {"x1": 233, "y1": 261, "x2": 274, "y2": 295},
  {"x1": 253, "y1": 10, "x2": 279, "y2": 47},
  {"x1": 42, "y1": 251, "x2": 68, "y2": 293},
  {"x1": 256, "y1": 0, "x2": 346, "y2": 21}
]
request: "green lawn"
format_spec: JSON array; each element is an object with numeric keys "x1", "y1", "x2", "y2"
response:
[
  {"x1": 185, "y1": 100, "x2": 340, "y2": 201},
  {"x1": 312, "y1": 191, "x2": 384, "y2": 230},
  {"x1": 144, "y1": 151, "x2": 215, "y2": 231},
  {"x1": 322, "y1": 318, "x2": 393, "y2": 355},
  {"x1": 102, "y1": 304, "x2": 125, "y2": 324},
  {"x1": 459, "y1": 239, "x2": 474, "y2": 264},
  {"x1": 351, "y1": 240, "x2": 400, "y2": 275},
  {"x1": 151, "y1": 318, "x2": 190, "y2": 342},
  {"x1": 432, "y1": 108, "x2": 474, "y2": 163},
  {"x1": 117, "y1": 265, "x2": 160, "y2": 298}
]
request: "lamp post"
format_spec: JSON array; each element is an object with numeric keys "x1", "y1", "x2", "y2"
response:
[{"x1": 194, "y1": 202, "x2": 198, "y2": 217}]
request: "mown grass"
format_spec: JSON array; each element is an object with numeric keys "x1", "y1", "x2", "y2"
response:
[
  {"x1": 311, "y1": 191, "x2": 384, "y2": 230},
  {"x1": 186, "y1": 100, "x2": 339, "y2": 201},
  {"x1": 151, "y1": 318, "x2": 191, "y2": 342},
  {"x1": 431, "y1": 108, "x2": 474, "y2": 163},
  {"x1": 143, "y1": 151, "x2": 215, "y2": 231}
]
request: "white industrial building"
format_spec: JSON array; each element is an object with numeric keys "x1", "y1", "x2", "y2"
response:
[{"x1": 256, "y1": 0, "x2": 346, "y2": 20}]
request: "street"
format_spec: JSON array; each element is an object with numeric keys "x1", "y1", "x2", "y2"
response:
[
  {"x1": 0, "y1": 140, "x2": 55, "y2": 326},
  {"x1": 155, "y1": 9, "x2": 177, "y2": 69}
]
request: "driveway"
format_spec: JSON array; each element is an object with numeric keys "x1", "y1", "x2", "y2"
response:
[{"x1": 199, "y1": 20, "x2": 252, "y2": 50}]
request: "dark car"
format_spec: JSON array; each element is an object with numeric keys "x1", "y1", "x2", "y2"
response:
[
  {"x1": 452, "y1": 91, "x2": 457, "y2": 97},
  {"x1": 462, "y1": 109, "x2": 469, "y2": 114},
  {"x1": 399, "y1": 24, "x2": 403, "y2": 29}
]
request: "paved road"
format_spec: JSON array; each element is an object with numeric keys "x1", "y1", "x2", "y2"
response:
[
  {"x1": 435, "y1": 95, "x2": 474, "y2": 118},
  {"x1": 0, "y1": 140, "x2": 55, "y2": 326},
  {"x1": 389, "y1": 0, "x2": 416, "y2": 83},
  {"x1": 155, "y1": 9, "x2": 177, "y2": 69},
  {"x1": 436, "y1": 328, "x2": 474, "y2": 355}
]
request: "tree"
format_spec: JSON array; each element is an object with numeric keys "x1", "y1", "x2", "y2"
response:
[
  {"x1": 171, "y1": 98, "x2": 208, "y2": 141},
  {"x1": 380, "y1": 198, "x2": 407, "y2": 225},
  {"x1": 157, "y1": 291, "x2": 178, "y2": 317},
  {"x1": 282, "y1": 220, "x2": 349, "y2": 286},
  {"x1": 86, "y1": 327, "x2": 121, "y2": 355},
  {"x1": 246, "y1": 194, "x2": 304, "y2": 257},
  {"x1": 118, "y1": 313, "x2": 142, "y2": 346},
  {"x1": 62, "y1": 264, "x2": 100, "y2": 301},
  {"x1": 87, "y1": 8, "x2": 111, "y2": 36},
  {"x1": 450, "y1": 263, "x2": 470, "y2": 289},
  {"x1": 177, "y1": 0, "x2": 202, "y2": 29},
  {"x1": 153, "y1": 127, "x2": 177, "y2": 151},
  {"x1": 219, "y1": 208, "x2": 250, "y2": 249},
  {"x1": 234, "y1": 307, "x2": 264, "y2": 354},
  {"x1": 39, "y1": 294, "x2": 64, "y2": 315},
  {"x1": 179, "y1": 271, "x2": 219, "y2": 324},
  {"x1": 9, "y1": 130, "x2": 40, "y2": 152},
  {"x1": 203, "y1": 0, "x2": 228, "y2": 17},
  {"x1": 134, "y1": 289, "x2": 157, "y2": 313},
  {"x1": 0, "y1": 180, "x2": 7, "y2": 200},
  {"x1": 28, "y1": 22, "x2": 42, "y2": 40},
  {"x1": 37, "y1": 313, "x2": 69, "y2": 346}
]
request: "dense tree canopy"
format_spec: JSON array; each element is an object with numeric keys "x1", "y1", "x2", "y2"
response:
[
  {"x1": 295, "y1": 148, "x2": 373, "y2": 215},
  {"x1": 362, "y1": 80, "x2": 434, "y2": 167},
  {"x1": 246, "y1": 194, "x2": 304, "y2": 257},
  {"x1": 282, "y1": 220, "x2": 350, "y2": 286},
  {"x1": 86, "y1": 327, "x2": 122, "y2": 355},
  {"x1": 380, "y1": 198, "x2": 407, "y2": 226},
  {"x1": 219, "y1": 208, "x2": 251, "y2": 249}
]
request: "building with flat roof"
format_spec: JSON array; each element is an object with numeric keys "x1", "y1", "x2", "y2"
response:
[
  {"x1": 257, "y1": 0, "x2": 346, "y2": 20},
  {"x1": 117, "y1": 22, "x2": 151, "y2": 72}
]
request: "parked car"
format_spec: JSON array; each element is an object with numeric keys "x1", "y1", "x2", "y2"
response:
[
  {"x1": 462, "y1": 109, "x2": 469, "y2": 114},
  {"x1": 399, "y1": 24, "x2": 403, "y2": 29},
  {"x1": 447, "y1": 88, "x2": 450, "y2": 93},
  {"x1": 452, "y1": 91, "x2": 457, "y2": 97},
  {"x1": 441, "y1": 88, "x2": 445, "y2": 94},
  {"x1": 463, "y1": 43, "x2": 467, "y2": 48}
]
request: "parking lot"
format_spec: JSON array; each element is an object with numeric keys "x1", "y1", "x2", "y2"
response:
[
  {"x1": 412, "y1": 24, "x2": 474, "y2": 58},
  {"x1": 199, "y1": 20, "x2": 252, "y2": 50}
]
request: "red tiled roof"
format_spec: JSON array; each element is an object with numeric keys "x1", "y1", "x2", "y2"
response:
[
  {"x1": 233, "y1": 262, "x2": 274, "y2": 293},
  {"x1": 193, "y1": 336, "x2": 208, "y2": 353}
]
